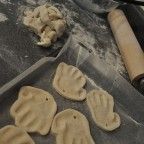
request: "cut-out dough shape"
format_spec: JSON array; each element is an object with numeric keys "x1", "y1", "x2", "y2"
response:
[
  {"x1": 10, "y1": 86, "x2": 57, "y2": 135},
  {"x1": 53, "y1": 62, "x2": 87, "y2": 101},
  {"x1": 0, "y1": 125, "x2": 35, "y2": 144},
  {"x1": 51, "y1": 109, "x2": 95, "y2": 144},
  {"x1": 23, "y1": 4, "x2": 66, "y2": 47},
  {"x1": 87, "y1": 89, "x2": 121, "y2": 131}
]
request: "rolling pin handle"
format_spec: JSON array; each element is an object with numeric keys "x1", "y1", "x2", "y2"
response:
[{"x1": 139, "y1": 78, "x2": 144, "y2": 90}]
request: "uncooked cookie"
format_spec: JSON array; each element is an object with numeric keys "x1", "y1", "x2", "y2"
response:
[
  {"x1": 87, "y1": 89, "x2": 121, "y2": 131},
  {"x1": 53, "y1": 62, "x2": 87, "y2": 101},
  {"x1": 23, "y1": 4, "x2": 66, "y2": 47},
  {"x1": 10, "y1": 86, "x2": 57, "y2": 135},
  {"x1": 51, "y1": 109, "x2": 95, "y2": 144},
  {"x1": 0, "y1": 125, "x2": 35, "y2": 144}
]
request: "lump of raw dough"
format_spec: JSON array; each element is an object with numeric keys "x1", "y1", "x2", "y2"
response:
[
  {"x1": 51, "y1": 109, "x2": 95, "y2": 144},
  {"x1": 53, "y1": 62, "x2": 87, "y2": 101},
  {"x1": 10, "y1": 86, "x2": 57, "y2": 135},
  {"x1": 0, "y1": 125, "x2": 35, "y2": 144},
  {"x1": 86, "y1": 89, "x2": 121, "y2": 131},
  {"x1": 23, "y1": 4, "x2": 66, "y2": 47}
]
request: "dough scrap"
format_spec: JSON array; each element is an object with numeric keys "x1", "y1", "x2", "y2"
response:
[
  {"x1": 87, "y1": 89, "x2": 121, "y2": 131},
  {"x1": 23, "y1": 4, "x2": 66, "y2": 47},
  {"x1": 10, "y1": 86, "x2": 57, "y2": 135},
  {"x1": 51, "y1": 109, "x2": 95, "y2": 144},
  {"x1": 0, "y1": 125, "x2": 35, "y2": 144},
  {"x1": 53, "y1": 62, "x2": 87, "y2": 101}
]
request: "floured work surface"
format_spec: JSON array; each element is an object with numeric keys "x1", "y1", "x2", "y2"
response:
[
  {"x1": 0, "y1": 37, "x2": 144, "y2": 144},
  {"x1": 0, "y1": 0, "x2": 126, "y2": 87}
]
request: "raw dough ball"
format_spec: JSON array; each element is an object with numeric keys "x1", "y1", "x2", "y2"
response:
[
  {"x1": 37, "y1": 26, "x2": 57, "y2": 47},
  {"x1": 51, "y1": 109, "x2": 95, "y2": 144},
  {"x1": 23, "y1": 4, "x2": 66, "y2": 47},
  {"x1": 52, "y1": 19, "x2": 66, "y2": 37},
  {"x1": 87, "y1": 89, "x2": 121, "y2": 131},
  {"x1": 53, "y1": 62, "x2": 87, "y2": 101},
  {"x1": 0, "y1": 125, "x2": 35, "y2": 144},
  {"x1": 10, "y1": 86, "x2": 57, "y2": 135}
]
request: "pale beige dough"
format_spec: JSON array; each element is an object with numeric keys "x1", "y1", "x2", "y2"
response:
[
  {"x1": 51, "y1": 109, "x2": 95, "y2": 144},
  {"x1": 53, "y1": 62, "x2": 87, "y2": 101},
  {"x1": 87, "y1": 89, "x2": 121, "y2": 131},
  {"x1": 23, "y1": 4, "x2": 66, "y2": 47},
  {"x1": 0, "y1": 125, "x2": 35, "y2": 144},
  {"x1": 10, "y1": 86, "x2": 57, "y2": 135}
]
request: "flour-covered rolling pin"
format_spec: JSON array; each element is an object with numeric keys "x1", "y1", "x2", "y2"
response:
[{"x1": 108, "y1": 9, "x2": 144, "y2": 89}]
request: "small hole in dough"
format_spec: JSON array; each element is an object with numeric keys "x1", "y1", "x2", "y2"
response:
[
  {"x1": 62, "y1": 89, "x2": 65, "y2": 93},
  {"x1": 46, "y1": 98, "x2": 48, "y2": 101},
  {"x1": 89, "y1": 49, "x2": 92, "y2": 53},
  {"x1": 73, "y1": 116, "x2": 77, "y2": 119},
  {"x1": 22, "y1": 91, "x2": 29, "y2": 97}
]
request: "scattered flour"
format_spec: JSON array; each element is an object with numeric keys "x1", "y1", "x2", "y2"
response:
[
  {"x1": 24, "y1": 55, "x2": 29, "y2": 58},
  {"x1": 105, "y1": 39, "x2": 125, "y2": 75},
  {"x1": 72, "y1": 23, "x2": 95, "y2": 51},
  {"x1": 72, "y1": 23, "x2": 125, "y2": 75},
  {"x1": 0, "y1": 0, "x2": 11, "y2": 4},
  {"x1": 0, "y1": 42, "x2": 30, "y2": 72},
  {"x1": 25, "y1": 0, "x2": 36, "y2": 5},
  {"x1": 55, "y1": 4, "x2": 78, "y2": 26},
  {"x1": 85, "y1": 75, "x2": 101, "y2": 89},
  {"x1": 0, "y1": 13, "x2": 8, "y2": 22},
  {"x1": 37, "y1": 0, "x2": 49, "y2": 5},
  {"x1": 25, "y1": 0, "x2": 51, "y2": 5},
  {"x1": 100, "y1": 24, "x2": 107, "y2": 30}
]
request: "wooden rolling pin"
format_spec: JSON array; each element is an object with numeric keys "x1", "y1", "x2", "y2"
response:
[{"x1": 108, "y1": 9, "x2": 144, "y2": 88}]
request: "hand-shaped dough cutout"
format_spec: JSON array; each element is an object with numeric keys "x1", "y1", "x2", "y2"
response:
[
  {"x1": 53, "y1": 62, "x2": 87, "y2": 101},
  {"x1": 0, "y1": 125, "x2": 35, "y2": 144},
  {"x1": 87, "y1": 90, "x2": 121, "y2": 131},
  {"x1": 10, "y1": 86, "x2": 57, "y2": 135},
  {"x1": 51, "y1": 109, "x2": 95, "y2": 144}
]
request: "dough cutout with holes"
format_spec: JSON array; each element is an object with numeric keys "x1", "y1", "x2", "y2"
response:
[
  {"x1": 23, "y1": 4, "x2": 66, "y2": 47},
  {"x1": 0, "y1": 125, "x2": 35, "y2": 144},
  {"x1": 87, "y1": 89, "x2": 121, "y2": 131},
  {"x1": 10, "y1": 86, "x2": 57, "y2": 135},
  {"x1": 53, "y1": 62, "x2": 87, "y2": 101},
  {"x1": 51, "y1": 109, "x2": 95, "y2": 144}
]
